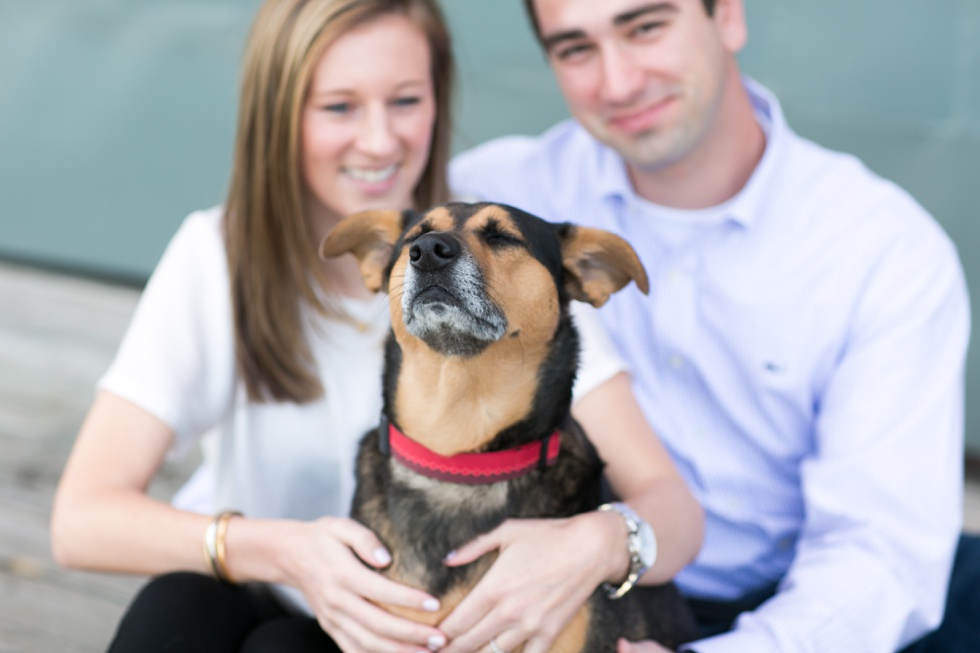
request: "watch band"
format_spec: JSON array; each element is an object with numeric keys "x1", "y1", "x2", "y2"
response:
[{"x1": 598, "y1": 502, "x2": 645, "y2": 599}]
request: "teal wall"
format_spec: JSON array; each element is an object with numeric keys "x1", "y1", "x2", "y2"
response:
[
  {"x1": 0, "y1": 1, "x2": 254, "y2": 280},
  {"x1": 1, "y1": 1, "x2": 977, "y2": 452}
]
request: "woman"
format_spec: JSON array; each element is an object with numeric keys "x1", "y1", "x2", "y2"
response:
[{"x1": 51, "y1": 1, "x2": 703, "y2": 652}]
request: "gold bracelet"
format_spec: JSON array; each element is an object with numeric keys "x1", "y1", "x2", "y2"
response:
[
  {"x1": 203, "y1": 510, "x2": 242, "y2": 583},
  {"x1": 214, "y1": 511, "x2": 240, "y2": 583},
  {"x1": 203, "y1": 516, "x2": 220, "y2": 578}
]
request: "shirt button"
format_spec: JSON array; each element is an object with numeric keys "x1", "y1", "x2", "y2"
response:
[{"x1": 669, "y1": 355, "x2": 684, "y2": 369}]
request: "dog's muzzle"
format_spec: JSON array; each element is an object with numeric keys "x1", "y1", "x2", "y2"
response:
[{"x1": 401, "y1": 232, "x2": 507, "y2": 357}]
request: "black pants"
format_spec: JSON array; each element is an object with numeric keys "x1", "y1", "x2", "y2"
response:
[
  {"x1": 112, "y1": 535, "x2": 980, "y2": 652},
  {"x1": 899, "y1": 534, "x2": 980, "y2": 653},
  {"x1": 107, "y1": 572, "x2": 339, "y2": 653},
  {"x1": 688, "y1": 534, "x2": 980, "y2": 652}
]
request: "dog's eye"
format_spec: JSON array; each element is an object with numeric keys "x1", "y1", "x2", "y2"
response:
[
  {"x1": 482, "y1": 230, "x2": 521, "y2": 249},
  {"x1": 404, "y1": 223, "x2": 433, "y2": 243}
]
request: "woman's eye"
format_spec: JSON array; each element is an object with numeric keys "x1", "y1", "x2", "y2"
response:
[
  {"x1": 322, "y1": 102, "x2": 353, "y2": 114},
  {"x1": 393, "y1": 96, "x2": 422, "y2": 108}
]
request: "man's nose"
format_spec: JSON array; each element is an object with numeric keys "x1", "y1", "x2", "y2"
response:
[{"x1": 599, "y1": 45, "x2": 645, "y2": 105}]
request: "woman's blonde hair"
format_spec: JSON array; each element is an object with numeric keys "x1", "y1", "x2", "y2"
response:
[{"x1": 224, "y1": 0, "x2": 453, "y2": 403}]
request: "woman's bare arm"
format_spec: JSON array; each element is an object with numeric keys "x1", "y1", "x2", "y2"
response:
[{"x1": 51, "y1": 390, "x2": 449, "y2": 653}]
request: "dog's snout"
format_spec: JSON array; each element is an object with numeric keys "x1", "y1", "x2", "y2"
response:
[{"x1": 410, "y1": 233, "x2": 460, "y2": 271}]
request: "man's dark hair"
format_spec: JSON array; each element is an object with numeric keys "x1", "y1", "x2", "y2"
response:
[{"x1": 522, "y1": 0, "x2": 717, "y2": 44}]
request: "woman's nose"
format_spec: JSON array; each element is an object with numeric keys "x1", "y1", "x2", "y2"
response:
[{"x1": 357, "y1": 105, "x2": 398, "y2": 157}]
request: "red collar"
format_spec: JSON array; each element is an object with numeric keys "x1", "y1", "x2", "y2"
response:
[{"x1": 385, "y1": 422, "x2": 561, "y2": 485}]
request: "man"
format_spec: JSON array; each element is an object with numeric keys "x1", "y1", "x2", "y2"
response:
[{"x1": 449, "y1": 0, "x2": 977, "y2": 651}]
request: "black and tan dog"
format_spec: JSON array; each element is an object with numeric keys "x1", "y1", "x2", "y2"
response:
[{"x1": 320, "y1": 202, "x2": 697, "y2": 652}]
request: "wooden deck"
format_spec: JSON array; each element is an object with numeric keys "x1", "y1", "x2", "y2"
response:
[
  {"x1": 0, "y1": 260, "x2": 977, "y2": 652},
  {"x1": 0, "y1": 262, "x2": 196, "y2": 653}
]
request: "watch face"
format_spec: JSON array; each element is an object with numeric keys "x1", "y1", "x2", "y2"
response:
[{"x1": 637, "y1": 521, "x2": 657, "y2": 570}]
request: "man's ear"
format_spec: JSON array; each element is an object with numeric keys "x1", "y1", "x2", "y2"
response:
[
  {"x1": 319, "y1": 209, "x2": 405, "y2": 293},
  {"x1": 558, "y1": 224, "x2": 649, "y2": 307},
  {"x1": 713, "y1": 0, "x2": 748, "y2": 53}
]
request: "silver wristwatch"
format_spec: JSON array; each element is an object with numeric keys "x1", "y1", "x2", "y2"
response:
[{"x1": 598, "y1": 502, "x2": 657, "y2": 599}]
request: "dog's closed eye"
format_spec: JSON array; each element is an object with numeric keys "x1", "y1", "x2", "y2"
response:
[
  {"x1": 404, "y1": 221, "x2": 434, "y2": 244},
  {"x1": 479, "y1": 220, "x2": 523, "y2": 249}
]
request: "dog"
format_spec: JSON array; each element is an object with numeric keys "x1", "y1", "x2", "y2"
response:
[{"x1": 320, "y1": 202, "x2": 698, "y2": 652}]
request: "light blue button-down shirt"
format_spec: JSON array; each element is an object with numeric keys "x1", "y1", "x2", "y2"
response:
[{"x1": 450, "y1": 80, "x2": 970, "y2": 653}]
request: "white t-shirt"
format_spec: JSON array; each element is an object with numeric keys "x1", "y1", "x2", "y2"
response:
[{"x1": 99, "y1": 206, "x2": 626, "y2": 610}]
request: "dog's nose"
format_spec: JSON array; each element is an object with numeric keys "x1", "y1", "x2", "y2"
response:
[{"x1": 410, "y1": 233, "x2": 460, "y2": 271}]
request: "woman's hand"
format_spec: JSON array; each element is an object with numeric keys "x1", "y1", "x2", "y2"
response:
[
  {"x1": 277, "y1": 516, "x2": 449, "y2": 653},
  {"x1": 437, "y1": 513, "x2": 627, "y2": 653}
]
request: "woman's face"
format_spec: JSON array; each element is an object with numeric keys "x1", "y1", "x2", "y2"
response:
[{"x1": 301, "y1": 14, "x2": 436, "y2": 229}]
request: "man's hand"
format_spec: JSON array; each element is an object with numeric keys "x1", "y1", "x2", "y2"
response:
[{"x1": 437, "y1": 514, "x2": 623, "y2": 653}]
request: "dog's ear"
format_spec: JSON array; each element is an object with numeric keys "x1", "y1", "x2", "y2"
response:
[
  {"x1": 558, "y1": 223, "x2": 650, "y2": 307},
  {"x1": 319, "y1": 209, "x2": 405, "y2": 293}
]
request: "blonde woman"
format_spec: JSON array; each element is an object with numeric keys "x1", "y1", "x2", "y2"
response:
[{"x1": 51, "y1": 1, "x2": 702, "y2": 652}]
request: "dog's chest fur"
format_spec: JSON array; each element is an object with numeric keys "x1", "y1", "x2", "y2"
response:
[{"x1": 351, "y1": 405, "x2": 605, "y2": 598}]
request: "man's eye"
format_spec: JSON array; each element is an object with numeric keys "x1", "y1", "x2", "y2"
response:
[
  {"x1": 555, "y1": 42, "x2": 593, "y2": 62},
  {"x1": 631, "y1": 21, "x2": 665, "y2": 38}
]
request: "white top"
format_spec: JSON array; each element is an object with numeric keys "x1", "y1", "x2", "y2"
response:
[
  {"x1": 99, "y1": 205, "x2": 626, "y2": 612},
  {"x1": 449, "y1": 79, "x2": 971, "y2": 653}
]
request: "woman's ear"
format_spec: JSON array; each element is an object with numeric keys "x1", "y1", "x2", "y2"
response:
[
  {"x1": 319, "y1": 209, "x2": 406, "y2": 293},
  {"x1": 558, "y1": 224, "x2": 649, "y2": 307}
]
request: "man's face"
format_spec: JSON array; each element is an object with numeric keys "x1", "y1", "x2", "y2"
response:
[{"x1": 534, "y1": 0, "x2": 744, "y2": 172}]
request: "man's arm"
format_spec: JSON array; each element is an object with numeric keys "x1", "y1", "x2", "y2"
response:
[{"x1": 685, "y1": 220, "x2": 970, "y2": 653}]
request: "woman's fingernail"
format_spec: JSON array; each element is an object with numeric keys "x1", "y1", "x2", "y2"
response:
[
  {"x1": 423, "y1": 598, "x2": 440, "y2": 612},
  {"x1": 374, "y1": 547, "x2": 392, "y2": 565},
  {"x1": 444, "y1": 550, "x2": 457, "y2": 563},
  {"x1": 428, "y1": 634, "x2": 446, "y2": 650}
]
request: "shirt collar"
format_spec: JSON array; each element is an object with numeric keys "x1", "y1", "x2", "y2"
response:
[{"x1": 590, "y1": 77, "x2": 789, "y2": 230}]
